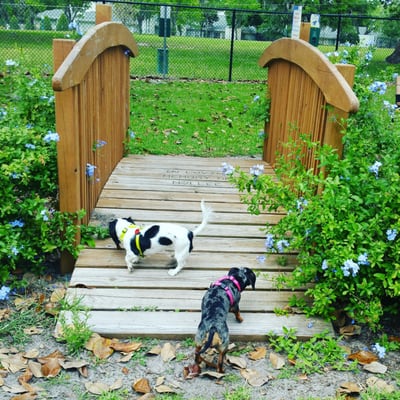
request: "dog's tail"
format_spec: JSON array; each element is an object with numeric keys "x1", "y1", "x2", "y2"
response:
[
  {"x1": 193, "y1": 200, "x2": 213, "y2": 236},
  {"x1": 198, "y1": 327, "x2": 217, "y2": 355}
]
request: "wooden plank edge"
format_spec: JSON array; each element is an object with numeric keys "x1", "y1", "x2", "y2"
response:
[{"x1": 56, "y1": 310, "x2": 334, "y2": 340}]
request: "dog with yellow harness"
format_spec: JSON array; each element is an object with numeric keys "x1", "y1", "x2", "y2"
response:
[{"x1": 108, "y1": 200, "x2": 212, "y2": 276}]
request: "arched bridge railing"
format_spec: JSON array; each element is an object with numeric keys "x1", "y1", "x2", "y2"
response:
[
  {"x1": 52, "y1": 4, "x2": 138, "y2": 272},
  {"x1": 258, "y1": 38, "x2": 360, "y2": 173}
]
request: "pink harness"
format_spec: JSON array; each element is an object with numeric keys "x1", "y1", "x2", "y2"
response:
[{"x1": 212, "y1": 275, "x2": 242, "y2": 306}]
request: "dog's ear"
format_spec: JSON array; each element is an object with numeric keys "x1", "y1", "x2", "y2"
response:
[
  {"x1": 125, "y1": 217, "x2": 135, "y2": 224},
  {"x1": 108, "y1": 220, "x2": 120, "y2": 248},
  {"x1": 228, "y1": 267, "x2": 239, "y2": 276},
  {"x1": 245, "y1": 268, "x2": 256, "y2": 290}
]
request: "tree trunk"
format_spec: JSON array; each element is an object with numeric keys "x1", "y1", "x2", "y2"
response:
[{"x1": 386, "y1": 42, "x2": 400, "y2": 64}]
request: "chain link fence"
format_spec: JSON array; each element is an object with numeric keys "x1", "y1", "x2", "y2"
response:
[{"x1": 1, "y1": 1, "x2": 399, "y2": 81}]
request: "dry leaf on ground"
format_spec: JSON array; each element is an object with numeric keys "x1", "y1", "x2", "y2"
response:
[
  {"x1": 248, "y1": 347, "x2": 266, "y2": 360},
  {"x1": 366, "y1": 376, "x2": 395, "y2": 393},
  {"x1": 226, "y1": 355, "x2": 247, "y2": 369},
  {"x1": 160, "y1": 343, "x2": 176, "y2": 362},
  {"x1": 338, "y1": 381, "x2": 361, "y2": 394},
  {"x1": 269, "y1": 352, "x2": 285, "y2": 369},
  {"x1": 84, "y1": 381, "x2": 109, "y2": 395},
  {"x1": 347, "y1": 350, "x2": 378, "y2": 364},
  {"x1": 133, "y1": 378, "x2": 152, "y2": 394},
  {"x1": 240, "y1": 368, "x2": 269, "y2": 387},
  {"x1": 363, "y1": 361, "x2": 387, "y2": 374}
]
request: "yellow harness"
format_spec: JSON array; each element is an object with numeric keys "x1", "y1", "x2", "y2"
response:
[{"x1": 119, "y1": 224, "x2": 144, "y2": 257}]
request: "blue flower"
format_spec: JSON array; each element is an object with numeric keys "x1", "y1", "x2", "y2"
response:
[
  {"x1": 258, "y1": 131, "x2": 265, "y2": 138},
  {"x1": 276, "y1": 239, "x2": 289, "y2": 253},
  {"x1": 372, "y1": 343, "x2": 386, "y2": 359},
  {"x1": 253, "y1": 95, "x2": 260, "y2": 102},
  {"x1": 129, "y1": 130, "x2": 135, "y2": 139},
  {"x1": 341, "y1": 259, "x2": 359, "y2": 277},
  {"x1": 296, "y1": 197, "x2": 308, "y2": 212},
  {"x1": 25, "y1": 143, "x2": 36, "y2": 149},
  {"x1": 368, "y1": 161, "x2": 382, "y2": 178},
  {"x1": 41, "y1": 209, "x2": 49, "y2": 221},
  {"x1": 369, "y1": 81, "x2": 387, "y2": 95},
  {"x1": 0, "y1": 286, "x2": 11, "y2": 301},
  {"x1": 250, "y1": 164, "x2": 264, "y2": 177},
  {"x1": 307, "y1": 321, "x2": 314, "y2": 328},
  {"x1": 383, "y1": 100, "x2": 397, "y2": 118},
  {"x1": 10, "y1": 219, "x2": 24, "y2": 228},
  {"x1": 86, "y1": 163, "x2": 96, "y2": 178},
  {"x1": 365, "y1": 52, "x2": 373, "y2": 62},
  {"x1": 265, "y1": 233, "x2": 274, "y2": 250},
  {"x1": 11, "y1": 246, "x2": 19, "y2": 256},
  {"x1": 321, "y1": 259, "x2": 329, "y2": 270},
  {"x1": 256, "y1": 255, "x2": 266, "y2": 264},
  {"x1": 94, "y1": 139, "x2": 107, "y2": 149},
  {"x1": 221, "y1": 162, "x2": 234, "y2": 176},
  {"x1": 44, "y1": 131, "x2": 60, "y2": 142},
  {"x1": 5, "y1": 59, "x2": 18, "y2": 67},
  {"x1": 386, "y1": 229, "x2": 398, "y2": 241},
  {"x1": 357, "y1": 253, "x2": 370, "y2": 266}
]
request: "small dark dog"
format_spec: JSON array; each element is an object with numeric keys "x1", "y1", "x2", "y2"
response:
[
  {"x1": 108, "y1": 200, "x2": 212, "y2": 276},
  {"x1": 194, "y1": 267, "x2": 256, "y2": 373}
]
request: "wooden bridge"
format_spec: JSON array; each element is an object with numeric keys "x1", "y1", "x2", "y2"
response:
[{"x1": 52, "y1": 5, "x2": 358, "y2": 340}]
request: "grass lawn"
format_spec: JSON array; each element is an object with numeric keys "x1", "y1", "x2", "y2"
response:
[{"x1": 128, "y1": 79, "x2": 267, "y2": 157}]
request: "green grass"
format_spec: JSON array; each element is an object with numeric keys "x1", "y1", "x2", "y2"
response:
[
  {"x1": 1, "y1": 29, "x2": 395, "y2": 81},
  {"x1": 128, "y1": 79, "x2": 267, "y2": 156}
]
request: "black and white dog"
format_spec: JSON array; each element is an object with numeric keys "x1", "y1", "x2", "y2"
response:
[{"x1": 108, "y1": 200, "x2": 212, "y2": 276}]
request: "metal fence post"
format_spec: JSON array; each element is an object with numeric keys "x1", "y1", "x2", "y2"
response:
[{"x1": 228, "y1": 9, "x2": 236, "y2": 82}]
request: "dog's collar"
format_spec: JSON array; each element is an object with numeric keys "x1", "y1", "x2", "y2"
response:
[
  {"x1": 119, "y1": 224, "x2": 140, "y2": 241},
  {"x1": 212, "y1": 276, "x2": 242, "y2": 306}
]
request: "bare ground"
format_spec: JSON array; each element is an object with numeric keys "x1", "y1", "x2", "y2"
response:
[{"x1": 1, "y1": 272, "x2": 399, "y2": 400}]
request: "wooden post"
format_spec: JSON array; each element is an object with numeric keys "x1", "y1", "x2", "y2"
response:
[
  {"x1": 96, "y1": 4, "x2": 112, "y2": 25},
  {"x1": 300, "y1": 22, "x2": 310, "y2": 42},
  {"x1": 53, "y1": 39, "x2": 81, "y2": 274}
]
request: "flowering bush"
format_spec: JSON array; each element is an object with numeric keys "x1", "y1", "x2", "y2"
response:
[
  {"x1": 224, "y1": 47, "x2": 400, "y2": 328},
  {"x1": 0, "y1": 60, "x2": 101, "y2": 286}
]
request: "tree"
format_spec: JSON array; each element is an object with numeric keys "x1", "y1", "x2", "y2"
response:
[
  {"x1": 381, "y1": 0, "x2": 400, "y2": 63},
  {"x1": 56, "y1": 13, "x2": 69, "y2": 31}
]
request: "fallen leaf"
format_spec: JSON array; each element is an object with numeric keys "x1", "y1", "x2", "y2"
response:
[
  {"x1": 41, "y1": 358, "x2": 61, "y2": 378},
  {"x1": 226, "y1": 355, "x2": 247, "y2": 369},
  {"x1": 154, "y1": 384, "x2": 176, "y2": 394},
  {"x1": 240, "y1": 368, "x2": 269, "y2": 387},
  {"x1": 0, "y1": 308, "x2": 11, "y2": 322},
  {"x1": 109, "y1": 378, "x2": 123, "y2": 391},
  {"x1": 200, "y1": 370, "x2": 225, "y2": 379},
  {"x1": 269, "y1": 352, "x2": 285, "y2": 370},
  {"x1": 137, "y1": 394, "x2": 156, "y2": 400},
  {"x1": 2, "y1": 384, "x2": 28, "y2": 394},
  {"x1": 37, "y1": 350, "x2": 65, "y2": 364},
  {"x1": 248, "y1": 347, "x2": 266, "y2": 361},
  {"x1": 85, "y1": 381, "x2": 110, "y2": 395},
  {"x1": 14, "y1": 297, "x2": 35, "y2": 311},
  {"x1": 85, "y1": 334, "x2": 114, "y2": 359},
  {"x1": 118, "y1": 352, "x2": 133, "y2": 363},
  {"x1": 363, "y1": 361, "x2": 388, "y2": 374},
  {"x1": 348, "y1": 350, "x2": 378, "y2": 365},
  {"x1": 110, "y1": 340, "x2": 141, "y2": 353},
  {"x1": 23, "y1": 327, "x2": 43, "y2": 336},
  {"x1": 2, "y1": 354, "x2": 27, "y2": 373},
  {"x1": 148, "y1": 345, "x2": 161, "y2": 355},
  {"x1": 27, "y1": 361, "x2": 43, "y2": 378},
  {"x1": 160, "y1": 343, "x2": 175, "y2": 362},
  {"x1": 389, "y1": 335, "x2": 400, "y2": 343},
  {"x1": 155, "y1": 376, "x2": 164, "y2": 386},
  {"x1": 339, "y1": 325, "x2": 361, "y2": 336},
  {"x1": 50, "y1": 288, "x2": 66, "y2": 303},
  {"x1": 366, "y1": 376, "x2": 395, "y2": 393},
  {"x1": 18, "y1": 369, "x2": 33, "y2": 384},
  {"x1": 133, "y1": 378, "x2": 152, "y2": 394},
  {"x1": 338, "y1": 381, "x2": 361, "y2": 394},
  {"x1": 10, "y1": 392, "x2": 37, "y2": 400},
  {"x1": 59, "y1": 359, "x2": 88, "y2": 370},
  {"x1": 23, "y1": 350, "x2": 39, "y2": 359}
]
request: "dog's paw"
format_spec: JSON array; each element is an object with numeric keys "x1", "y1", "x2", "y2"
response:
[
  {"x1": 127, "y1": 265, "x2": 134, "y2": 273},
  {"x1": 168, "y1": 268, "x2": 179, "y2": 276}
]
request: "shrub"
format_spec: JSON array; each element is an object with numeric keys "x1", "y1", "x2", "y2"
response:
[
  {"x1": 0, "y1": 60, "x2": 86, "y2": 285},
  {"x1": 56, "y1": 14, "x2": 69, "y2": 32},
  {"x1": 224, "y1": 46, "x2": 400, "y2": 328}
]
